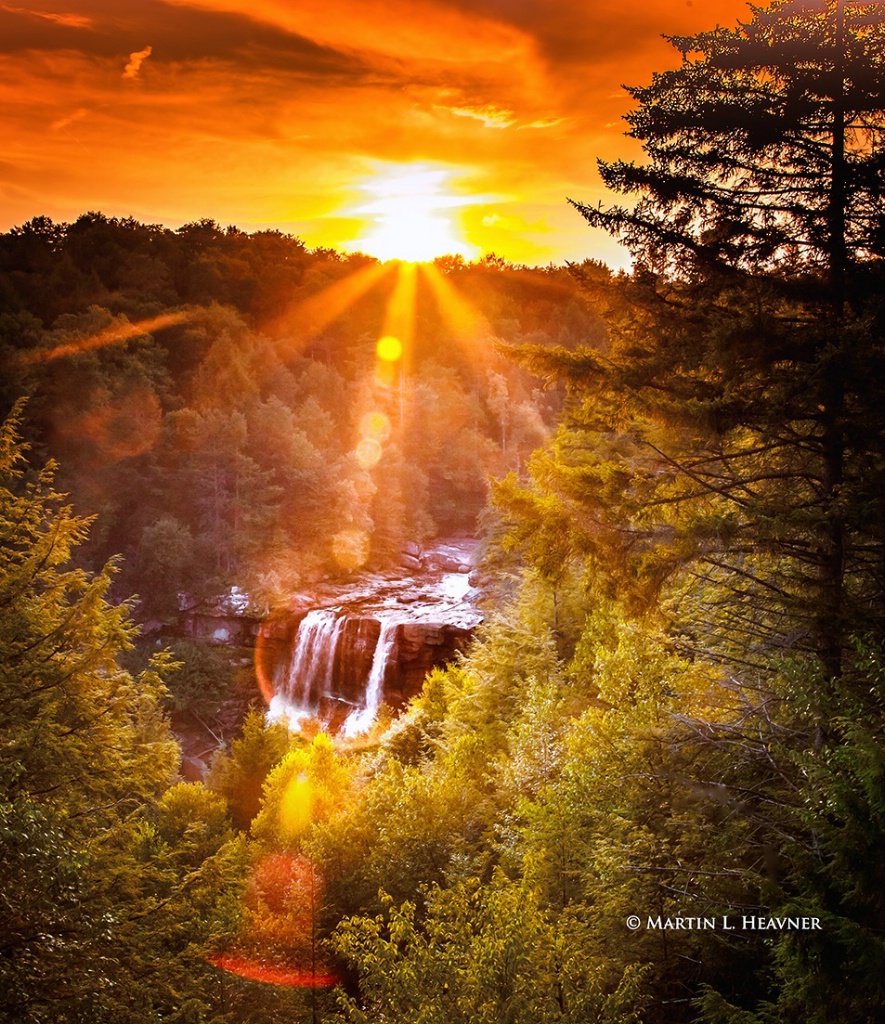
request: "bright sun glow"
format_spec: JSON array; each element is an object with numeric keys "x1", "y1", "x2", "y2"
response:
[{"x1": 351, "y1": 165, "x2": 480, "y2": 263}]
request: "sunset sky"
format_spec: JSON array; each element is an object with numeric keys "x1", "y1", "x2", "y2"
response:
[{"x1": 2, "y1": 0, "x2": 753, "y2": 266}]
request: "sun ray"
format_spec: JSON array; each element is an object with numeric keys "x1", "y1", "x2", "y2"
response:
[
  {"x1": 380, "y1": 262, "x2": 417, "y2": 376},
  {"x1": 420, "y1": 262, "x2": 490, "y2": 346},
  {"x1": 419, "y1": 260, "x2": 500, "y2": 393},
  {"x1": 267, "y1": 259, "x2": 393, "y2": 344},
  {"x1": 20, "y1": 311, "x2": 191, "y2": 365}
]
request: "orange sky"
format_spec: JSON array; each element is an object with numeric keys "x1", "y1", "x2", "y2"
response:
[{"x1": 1, "y1": 0, "x2": 753, "y2": 266}]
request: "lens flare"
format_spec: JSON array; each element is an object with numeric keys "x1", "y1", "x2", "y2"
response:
[
  {"x1": 208, "y1": 954, "x2": 338, "y2": 988},
  {"x1": 356, "y1": 437, "x2": 383, "y2": 469},
  {"x1": 21, "y1": 311, "x2": 190, "y2": 364},
  {"x1": 58, "y1": 385, "x2": 162, "y2": 464},
  {"x1": 375, "y1": 362, "x2": 397, "y2": 388},
  {"x1": 209, "y1": 853, "x2": 339, "y2": 989},
  {"x1": 280, "y1": 771, "x2": 312, "y2": 838},
  {"x1": 376, "y1": 335, "x2": 403, "y2": 362},
  {"x1": 381, "y1": 263, "x2": 417, "y2": 368},
  {"x1": 254, "y1": 611, "x2": 297, "y2": 706},
  {"x1": 360, "y1": 410, "x2": 392, "y2": 441}
]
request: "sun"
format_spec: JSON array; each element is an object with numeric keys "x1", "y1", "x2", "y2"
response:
[{"x1": 349, "y1": 164, "x2": 479, "y2": 263}]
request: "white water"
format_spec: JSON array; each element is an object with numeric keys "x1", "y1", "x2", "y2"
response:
[
  {"x1": 282, "y1": 609, "x2": 343, "y2": 707},
  {"x1": 343, "y1": 618, "x2": 400, "y2": 738},
  {"x1": 266, "y1": 692, "x2": 314, "y2": 729}
]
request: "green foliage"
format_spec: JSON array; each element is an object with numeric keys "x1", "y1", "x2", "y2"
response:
[
  {"x1": 0, "y1": 408, "x2": 247, "y2": 1022},
  {"x1": 206, "y1": 707, "x2": 291, "y2": 830},
  {"x1": 136, "y1": 516, "x2": 198, "y2": 614},
  {"x1": 155, "y1": 781, "x2": 234, "y2": 867},
  {"x1": 334, "y1": 875, "x2": 651, "y2": 1024},
  {"x1": 158, "y1": 637, "x2": 239, "y2": 714},
  {"x1": 559, "y1": 0, "x2": 885, "y2": 679},
  {"x1": 530, "y1": 12, "x2": 885, "y2": 1015},
  {"x1": 252, "y1": 732, "x2": 354, "y2": 850},
  {"x1": 3, "y1": 7, "x2": 885, "y2": 1022},
  {"x1": 576, "y1": 0, "x2": 885, "y2": 279},
  {"x1": 295, "y1": 11, "x2": 885, "y2": 1013},
  {"x1": 0, "y1": 405, "x2": 179, "y2": 811},
  {"x1": 753, "y1": 642, "x2": 885, "y2": 1022}
]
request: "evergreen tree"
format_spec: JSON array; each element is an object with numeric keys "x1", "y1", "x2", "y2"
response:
[
  {"x1": 0, "y1": 406, "x2": 245, "y2": 1022},
  {"x1": 206, "y1": 707, "x2": 291, "y2": 830},
  {"x1": 541, "y1": 0, "x2": 885, "y2": 679},
  {"x1": 491, "y1": 1, "x2": 885, "y2": 1019}
]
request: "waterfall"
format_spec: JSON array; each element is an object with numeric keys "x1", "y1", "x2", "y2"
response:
[
  {"x1": 343, "y1": 619, "x2": 399, "y2": 738},
  {"x1": 258, "y1": 540, "x2": 480, "y2": 734},
  {"x1": 268, "y1": 610, "x2": 400, "y2": 734},
  {"x1": 280, "y1": 609, "x2": 343, "y2": 709}
]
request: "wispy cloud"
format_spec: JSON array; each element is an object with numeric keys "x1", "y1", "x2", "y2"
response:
[
  {"x1": 123, "y1": 45, "x2": 152, "y2": 80},
  {"x1": 519, "y1": 117, "x2": 564, "y2": 130},
  {"x1": 49, "y1": 106, "x2": 89, "y2": 132},
  {"x1": 448, "y1": 103, "x2": 516, "y2": 128},
  {"x1": 1, "y1": 5, "x2": 94, "y2": 29}
]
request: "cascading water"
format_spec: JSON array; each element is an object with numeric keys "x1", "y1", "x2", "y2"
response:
[
  {"x1": 266, "y1": 610, "x2": 404, "y2": 736},
  {"x1": 268, "y1": 610, "x2": 344, "y2": 726},
  {"x1": 284, "y1": 609, "x2": 343, "y2": 706},
  {"x1": 343, "y1": 618, "x2": 399, "y2": 738}
]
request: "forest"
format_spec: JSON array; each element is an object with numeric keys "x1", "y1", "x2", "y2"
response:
[{"x1": 2, "y1": 1, "x2": 885, "y2": 1021}]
